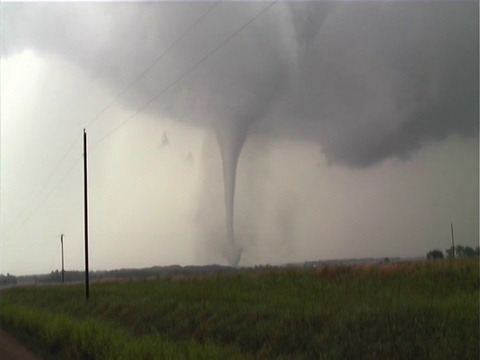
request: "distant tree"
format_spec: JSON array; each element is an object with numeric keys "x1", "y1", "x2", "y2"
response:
[
  {"x1": 0, "y1": 273, "x2": 17, "y2": 286},
  {"x1": 455, "y1": 245, "x2": 466, "y2": 258},
  {"x1": 445, "y1": 245, "x2": 479, "y2": 259},
  {"x1": 48, "y1": 270, "x2": 62, "y2": 283},
  {"x1": 463, "y1": 246, "x2": 476, "y2": 258},
  {"x1": 427, "y1": 250, "x2": 444, "y2": 260}
]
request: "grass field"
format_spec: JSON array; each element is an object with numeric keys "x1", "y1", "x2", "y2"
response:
[{"x1": 1, "y1": 259, "x2": 478, "y2": 359}]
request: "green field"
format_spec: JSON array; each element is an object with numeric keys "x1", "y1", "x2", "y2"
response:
[{"x1": 1, "y1": 259, "x2": 478, "y2": 359}]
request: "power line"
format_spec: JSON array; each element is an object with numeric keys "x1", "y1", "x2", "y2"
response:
[
  {"x1": 85, "y1": 1, "x2": 220, "y2": 130},
  {"x1": 2, "y1": 155, "x2": 82, "y2": 242},
  {"x1": 2, "y1": 3, "x2": 218, "y2": 238},
  {"x1": 0, "y1": 4, "x2": 217, "y2": 240},
  {"x1": 2, "y1": 134, "x2": 81, "y2": 237},
  {"x1": 1, "y1": 239, "x2": 57, "y2": 248},
  {"x1": 91, "y1": 0, "x2": 277, "y2": 150},
  {"x1": 23, "y1": 155, "x2": 81, "y2": 225},
  {"x1": 1, "y1": 1, "x2": 276, "y2": 245}
]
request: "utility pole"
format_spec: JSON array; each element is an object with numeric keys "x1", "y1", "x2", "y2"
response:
[
  {"x1": 83, "y1": 129, "x2": 90, "y2": 300},
  {"x1": 60, "y1": 234, "x2": 65, "y2": 283},
  {"x1": 451, "y1": 223, "x2": 455, "y2": 259}
]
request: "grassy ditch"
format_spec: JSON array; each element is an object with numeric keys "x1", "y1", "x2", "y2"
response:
[
  {"x1": 1, "y1": 259, "x2": 478, "y2": 358},
  {"x1": 1, "y1": 302, "x2": 240, "y2": 359}
]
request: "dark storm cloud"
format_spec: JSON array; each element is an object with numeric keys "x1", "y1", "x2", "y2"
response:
[
  {"x1": 2, "y1": 1, "x2": 477, "y2": 168},
  {"x1": 290, "y1": 2, "x2": 478, "y2": 167}
]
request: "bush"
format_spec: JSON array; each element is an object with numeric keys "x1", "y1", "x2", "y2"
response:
[{"x1": 427, "y1": 250, "x2": 444, "y2": 260}]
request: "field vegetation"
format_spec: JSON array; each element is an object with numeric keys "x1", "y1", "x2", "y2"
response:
[{"x1": 1, "y1": 259, "x2": 478, "y2": 359}]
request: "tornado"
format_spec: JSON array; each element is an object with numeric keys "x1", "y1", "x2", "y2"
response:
[{"x1": 214, "y1": 118, "x2": 250, "y2": 266}]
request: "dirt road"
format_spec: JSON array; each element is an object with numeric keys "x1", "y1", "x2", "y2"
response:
[{"x1": 0, "y1": 329, "x2": 39, "y2": 360}]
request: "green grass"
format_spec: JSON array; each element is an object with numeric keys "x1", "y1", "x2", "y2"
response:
[{"x1": 1, "y1": 259, "x2": 478, "y2": 359}]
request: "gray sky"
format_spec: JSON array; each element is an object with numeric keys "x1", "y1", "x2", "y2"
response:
[{"x1": 1, "y1": 1, "x2": 478, "y2": 275}]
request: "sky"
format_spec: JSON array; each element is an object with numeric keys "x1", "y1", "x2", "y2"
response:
[{"x1": 1, "y1": 1, "x2": 478, "y2": 275}]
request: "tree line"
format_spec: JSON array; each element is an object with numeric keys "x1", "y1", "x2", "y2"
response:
[
  {"x1": 0, "y1": 273, "x2": 17, "y2": 286},
  {"x1": 427, "y1": 245, "x2": 480, "y2": 260}
]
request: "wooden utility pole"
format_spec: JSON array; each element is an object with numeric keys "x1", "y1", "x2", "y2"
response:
[
  {"x1": 60, "y1": 234, "x2": 65, "y2": 283},
  {"x1": 83, "y1": 129, "x2": 90, "y2": 300},
  {"x1": 451, "y1": 223, "x2": 455, "y2": 259}
]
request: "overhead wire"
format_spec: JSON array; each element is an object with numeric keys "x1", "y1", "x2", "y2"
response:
[
  {"x1": 2, "y1": 155, "x2": 82, "y2": 243},
  {"x1": 2, "y1": 1, "x2": 278, "y2": 271},
  {"x1": 91, "y1": 0, "x2": 277, "y2": 150},
  {"x1": 2, "y1": 2, "x2": 220, "y2": 241},
  {"x1": 21, "y1": 155, "x2": 82, "y2": 225},
  {"x1": 85, "y1": 1, "x2": 220, "y2": 130},
  {"x1": 1, "y1": 134, "x2": 81, "y2": 238}
]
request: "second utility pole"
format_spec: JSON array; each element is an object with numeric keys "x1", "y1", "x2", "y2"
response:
[
  {"x1": 60, "y1": 234, "x2": 65, "y2": 283},
  {"x1": 83, "y1": 129, "x2": 90, "y2": 300},
  {"x1": 451, "y1": 223, "x2": 455, "y2": 259}
]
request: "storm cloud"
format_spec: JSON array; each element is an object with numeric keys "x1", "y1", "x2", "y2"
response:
[
  {"x1": 2, "y1": 1, "x2": 478, "y2": 265},
  {"x1": 3, "y1": 1, "x2": 477, "y2": 167}
]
